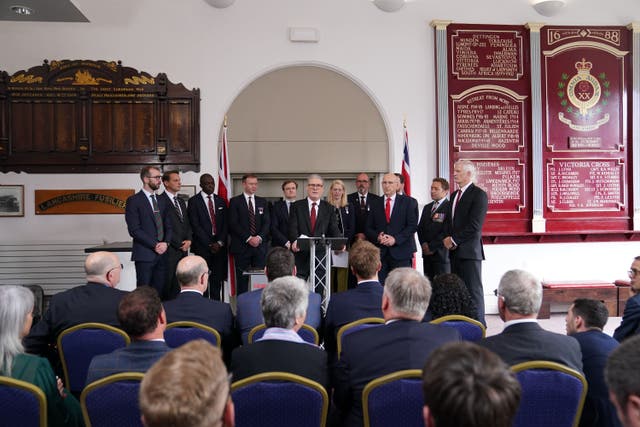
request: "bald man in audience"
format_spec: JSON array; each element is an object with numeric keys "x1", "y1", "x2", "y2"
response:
[
  {"x1": 24, "y1": 251, "x2": 129, "y2": 358},
  {"x1": 140, "y1": 340, "x2": 234, "y2": 427}
]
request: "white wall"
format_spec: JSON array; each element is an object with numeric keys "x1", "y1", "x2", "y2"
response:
[{"x1": 1, "y1": 0, "x2": 639, "y2": 311}]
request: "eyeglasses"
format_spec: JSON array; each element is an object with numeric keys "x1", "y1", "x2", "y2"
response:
[
  {"x1": 147, "y1": 175, "x2": 162, "y2": 180},
  {"x1": 356, "y1": 180, "x2": 369, "y2": 183},
  {"x1": 308, "y1": 184, "x2": 323, "y2": 188},
  {"x1": 493, "y1": 289, "x2": 499, "y2": 296},
  {"x1": 107, "y1": 264, "x2": 123, "y2": 275},
  {"x1": 628, "y1": 268, "x2": 640, "y2": 278}
]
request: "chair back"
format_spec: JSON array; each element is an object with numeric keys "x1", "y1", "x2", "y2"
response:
[
  {"x1": 362, "y1": 369, "x2": 423, "y2": 427},
  {"x1": 231, "y1": 372, "x2": 328, "y2": 427},
  {"x1": 336, "y1": 317, "x2": 385, "y2": 359},
  {"x1": 429, "y1": 315, "x2": 486, "y2": 342},
  {"x1": 57, "y1": 322, "x2": 130, "y2": 394},
  {"x1": 511, "y1": 361, "x2": 587, "y2": 427},
  {"x1": 164, "y1": 321, "x2": 221, "y2": 348},
  {"x1": 0, "y1": 376, "x2": 47, "y2": 427},
  {"x1": 81, "y1": 372, "x2": 144, "y2": 427},
  {"x1": 248, "y1": 323, "x2": 319, "y2": 345}
]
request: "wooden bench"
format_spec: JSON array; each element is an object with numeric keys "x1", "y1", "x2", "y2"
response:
[
  {"x1": 615, "y1": 280, "x2": 632, "y2": 316},
  {"x1": 539, "y1": 280, "x2": 618, "y2": 319}
]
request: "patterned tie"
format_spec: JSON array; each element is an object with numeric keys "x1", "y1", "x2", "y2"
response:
[
  {"x1": 286, "y1": 201, "x2": 290, "y2": 214},
  {"x1": 150, "y1": 194, "x2": 164, "y2": 241},
  {"x1": 248, "y1": 196, "x2": 256, "y2": 236},
  {"x1": 310, "y1": 202, "x2": 317, "y2": 235},
  {"x1": 453, "y1": 191, "x2": 462, "y2": 219},
  {"x1": 207, "y1": 195, "x2": 217, "y2": 235},
  {"x1": 360, "y1": 195, "x2": 366, "y2": 209},
  {"x1": 431, "y1": 200, "x2": 439, "y2": 215},
  {"x1": 385, "y1": 197, "x2": 391, "y2": 223},
  {"x1": 335, "y1": 207, "x2": 344, "y2": 235},
  {"x1": 173, "y1": 196, "x2": 183, "y2": 222}
]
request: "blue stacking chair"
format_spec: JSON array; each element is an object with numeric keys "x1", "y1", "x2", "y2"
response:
[
  {"x1": 336, "y1": 317, "x2": 385, "y2": 359},
  {"x1": 430, "y1": 314, "x2": 486, "y2": 342},
  {"x1": 232, "y1": 372, "x2": 328, "y2": 427},
  {"x1": 81, "y1": 372, "x2": 144, "y2": 427},
  {"x1": 164, "y1": 321, "x2": 221, "y2": 348},
  {"x1": 247, "y1": 323, "x2": 319, "y2": 345},
  {"x1": 362, "y1": 369, "x2": 423, "y2": 427},
  {"x1": 511, "y1": 360, "x2": 588, "y2": 427},
  {"x1": 0, "y1": 376, "x2": 47, "y2": 427}
]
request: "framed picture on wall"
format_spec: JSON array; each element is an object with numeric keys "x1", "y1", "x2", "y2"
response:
[
  {"x1": 178, "y1": 185, "x2": 197, "y2": 203},
  {"x1": 0, "y1": 185, "x2": 24, "y2": 217}
]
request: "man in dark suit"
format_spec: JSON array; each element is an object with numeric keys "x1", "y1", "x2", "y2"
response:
[
  {"x1": 443, "y1": 159, "x2": 488, "y2": 323},
  {"x1": 418, "y1": 177, "x2": 451, "y2": 283},
  {"x1": 187, "y1": 174, "x2": 228, "y2": 301},
  {"x1": 479, "y1": 269, "x2": 583, "y2": 372},
  {"x1": 231, "y1": 276, "x2": 329, "y2": 390},
  {"x1": 347, "y1": 173, "x2": 380, "y2": 243},
  {"x1": 324, "y1": 240, "x2": 383, "y2": 359},
  {"x1": 85, "y1": 286, "x2": 170, "y2": 385},
  {"x1": 614, "y1": 256, "x2": 640, "y2": 342},
  {"x1": 270, "y1": 180, "x2": 298, "y2": 249},
  {"x1": 164, "y1": 255, "x2": 236, "y2": 364},
  {"x1": 333, "y1": 268, "x2": 461, "y2": 427},
  {"x1": 605, "y1": 335, "x2": 640, "y2": 427},
  {"x1": 160, "y1": 170, "x2": 192, "y2": 300},
  {"x1": 24, "y1": 251, "x2": 128, "y2": 357},
  {"x1": 228, "y1": 174, "x2": 270, "y2": 295},
  {"x1": 365, "y1": 173, "x2": 418, "y2": 284},
  {"x1": 125, "y1": 165, "x2": 173, "y2": 296},
  {"x1": 289, "y1": 174, "x2": 341, "y2": 282},
  {"x1": 566, "y1": 299, "x2": 622, "y2": 427}
]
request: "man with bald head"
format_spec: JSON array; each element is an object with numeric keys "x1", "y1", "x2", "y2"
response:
[
  {"x1": 163, "y1": 255, "x2": 236, "y2": 361},
  {"x1": 24, "y1": 251, "x2": 129, "y2": 357}
]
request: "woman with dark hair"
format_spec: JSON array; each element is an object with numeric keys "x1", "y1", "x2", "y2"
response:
[
  {"x1": 425, "y1": 273, "x2": 478, "y2": 321},
  {"x1": 0, "y1": 285, "x2": 84, "y2": 427}
]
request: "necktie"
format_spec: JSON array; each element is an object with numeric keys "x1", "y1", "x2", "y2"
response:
[
  {"x1": 310, "y1": 202, "x2": 317, "y2": 235},
  {"x1": 207, "y1": 195, "x2": 217, "y2": 235},
  {"x1": 173, "y1": 196, "x2": 183, "y2": 222},
  {"x1": 335, "y1": 207, "x2": 344, "y2": 234},
  {"x1": 248, "y1": 196, "x2": 256, "y2": 236},
  {"x1": 453, "y1": 191, "x2": 462, "y2": 219},
  {"x1": 150, "y1": 194, "x2": 164, "y2": 241},
  {"x1": 431, "y1": 201, "x2": 439, "y2": 215},
  {"x1": 286, "y1": 201, "x2": 290, "y2": 214},
  {"x1": 385, "y1": 197, "x2": 391, "y2": 223},
  {"x1": 360, "y1": 195, "x2": 366, "y2": 209}
]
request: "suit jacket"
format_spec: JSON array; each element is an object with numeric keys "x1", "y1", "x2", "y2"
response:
[
  {"x1": 324, "y1": 281, "x2": 383, "y2": 356},
  {"x1": 24, "y1": 282, "x2": 128, "y2": 356},
  {"x1": 231, "y1": 339, "x2": 329, "y2": 390},
  {"x1": 236, "y1": 288, "x2": 322, "y2": 344},
  {"x1": 288, "y1": 199, "x2": 341, "y2": 243},
  {"x1": 159, "y1": 192, "x2": 192, "y2": 251},
  {"x1": 347, "y1": 192, "x2": 380, "y2": 237},
  {"x1": 444, "y1": 183, "x2": 488, "y2": 261},
  {"x1": 417, "y1": 199, "x2": 450, "y2": 264},
  {"x1": 478, "y1": 322, "x2": 583, "y2": 372},
  {"x1": 614, "y1": 293, "x2": 640, "y2": 342},
  {"x1": 335, "y1": 203, "x2": 356, "y2": 242},
  {"x1": 125, "y1": 190, "x2": 173, "y2": 262},
  {"x1": 571, "y1": 330, "x2": 622, "y2": 427},
  {"x1": 333, "y1": 320, "x2": 461, "y2": 427},
  {"x1": 365, "y1": 194, "x2": 418, "y2": 261},
  {"x1": 187, "y1": 192, "x2": 229, "y2": 256},
  {"x1": 228, "y1": 194, "x2": 270, "y2": 254},
  {"x1": 270, "y1": 199, "x2": 292, "y2": 247},
  {"x1": 85, "y1": 340, "x2": 170, "y2": 385}
]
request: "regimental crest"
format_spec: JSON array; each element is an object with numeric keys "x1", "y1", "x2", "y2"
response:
[{"x1": 556, "y1": 58, "x2": 610, "y2": 132}]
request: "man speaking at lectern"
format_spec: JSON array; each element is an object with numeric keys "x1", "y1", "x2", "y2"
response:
[{"x1": 289, "y1": 174, "x2": 342, "y2": 283}]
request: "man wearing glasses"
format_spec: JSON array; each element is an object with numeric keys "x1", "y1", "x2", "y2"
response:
[
  {"x1": 125, "y1": 166, "x2": 173, "y2": 296},
  {"x1": 347, "y1": 173, "x2": 380, "y2": 242},
  {"x1": 614, "y1": 256, "x2": 640, "y2": 342}
]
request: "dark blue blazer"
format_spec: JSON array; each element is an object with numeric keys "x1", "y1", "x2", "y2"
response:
[
  {"x1": 228, "y1": 194, "x2": 270, "y2": 254},
  {"x1": 444, "y1": 184, "x2": 488, "y2": 261},
  {"x1": 571, "y1": 330, "x2": 622, "y2": 427},
  {"x1": 85, "y1": 340, "x2": 170, "y2": 385},
  {"x1": 347, "y1": 192, "x2": 380, "y2": 236},
  {"x1": 335, "y1": 203, "x2": 356, "y2": 242},
  {"x1": 417, "y1": 199, "x2": 450, "y2": 264},
  {"x1": 614, "y1": 293, "x2": 640, "y2": 342},
  {"x1": 159, "y1": 192, "x2": 192, "y2": 251},
  {"x1": 333, "y1": 319, "x2": 460, "y2": 427},
  {"x1": 324, "y1": 281, "x2": 383, "y2": 356},
  {"x1": 125, "y1": 190, "x2": 173, "y2": 262},
  {"x1": 270, "y1": 199, "x2": 291, "y2": 247},
  {"x1": 187, "y1": 192, "x2": 228, "y2": 256},
  {"x1": 365, "y1": 194, "x2": 418, "y2": 261},
  {"x1": 236, "y1": 288, "x2": 322, "y2": 344}
]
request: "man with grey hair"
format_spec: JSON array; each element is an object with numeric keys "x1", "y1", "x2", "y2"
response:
[
  {"x1": 333, "y1": 268, "x2": 460, "y2": 427},
  {"x1": 478, "y1": 269, "x2": 582, "y2": 371},
  {"x1": 230, "y1": 276, "x2": 328, "y2": 389}
]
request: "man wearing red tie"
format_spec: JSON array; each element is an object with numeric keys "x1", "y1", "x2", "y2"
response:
[
  {"x1": 365, "y1": 173, "x2": 418, "y2": 284},
  {"x1": 443, "y1": 159, "x2": 488, "y2": 324}
]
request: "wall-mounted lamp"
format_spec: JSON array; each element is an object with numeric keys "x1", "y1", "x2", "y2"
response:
[
  {"x1": 372, "y1": 0, "x2": 406, "y2": 13},
  {"x1": 203, "y1": 0, "x2": 235, "y2": 8},
  {"x1": 531, "y1": 0, "x2": 566, "y2": 17}
]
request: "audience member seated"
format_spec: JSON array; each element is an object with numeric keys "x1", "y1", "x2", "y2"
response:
[
  {"x1": 566, "y1": 298, "x2": 622, "y2": 427},
  {"x1": 605, "y1": 335, "x2": 640, "y2": 427},
  {"x1": 332, "y1": 267, "x2": 460, "y2": 427},
  {"x1": 423, "y1": 273, "x2": 477, "y2": 321},
  {"x1": 24, "y1": 251, "x2": 128, "y2": 359},
  {"x1": 614, "y1": 256, "x2": 640, "y2": 342},
  {"x1": 231, "y1": 276, "x2": 328, "y2": 390},
  {"x1": 163, "y1": 255, "x2": 236, "y2": 362},
  {"x1": 422, "y1": 341, "x2": 521, "y2": 427},
  {"x1": 85, "y1": 287, "x2": 170, "y2": 384},
  {"x1": 0, "y1": 286, "x2": 84, "y2": 427},
  {"x1": 324, "y1": 240, "x2": 383, "y2": 359},
  {"x1": 236, "y1": 247, "x2": 321, "y2": 344},
  {"x1": 140, "y1": 340, "x2": 234, "y2": 427},
  {"x1": 479, "y1": 269, "x2": 583, "y2": 371}
]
